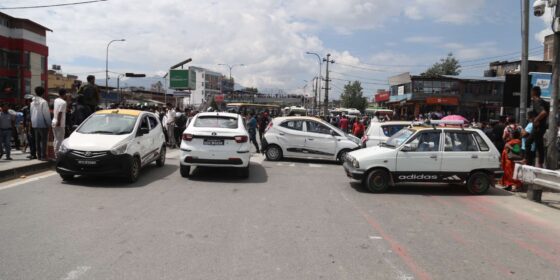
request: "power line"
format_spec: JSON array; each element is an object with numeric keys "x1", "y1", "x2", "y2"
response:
[
  {"x1": 330, "y1": 71, "x2": 387, "y2": 82},
  {"x1": 0, "y1": 0, "x2": 107, "y2": 10},
  {"x1": 331, "y1": 77, "x2": 388, "y2": 85}
]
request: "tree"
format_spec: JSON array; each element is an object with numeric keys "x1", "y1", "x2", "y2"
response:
[
  {"x1": 422, "y1": 53, "x2": 461, "y2": 77},
  {"x1": 340, "y1": 81, "x2": 368, "y2": 112}
]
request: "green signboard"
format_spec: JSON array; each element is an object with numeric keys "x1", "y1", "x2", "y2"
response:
[{"x1": 169, "y1": 69, "x2": 190, "y2": 89}]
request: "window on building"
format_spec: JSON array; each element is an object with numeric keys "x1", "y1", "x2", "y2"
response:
[
  {"x1": 40, "y1": 56, "x2": 46, "y2": 74},
  {"x1": 25, "y1": 79, "x2": 31, "y2": 95}
]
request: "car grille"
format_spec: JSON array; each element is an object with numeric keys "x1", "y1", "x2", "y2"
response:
[{"x1": 70, "y1": 150, "x2": 110, "y2": 158}]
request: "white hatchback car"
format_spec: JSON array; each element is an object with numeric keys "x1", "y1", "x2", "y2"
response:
[
  {"x1": 262, "y1": 116, "x2": 360, "y2": 163},
  {"x1": 361, "y1": 121, "x2": 411, "y2": 148},
  {"x1": 180, "y1": 112, "x2": 251, "y2": 178},
  {"x1": 344, "y1": 121, "x2": 503, "y2": 195},
  {"x1": 56, "y1": 109, "x2": 166, "y2": 183}
]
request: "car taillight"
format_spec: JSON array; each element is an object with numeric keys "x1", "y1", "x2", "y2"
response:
[
  {"x1": 235, "y1": 135, "x2": 248, "y2": 143},
  {"x1": 182, "y1": 133, "x2": 193, "y2": 141}
]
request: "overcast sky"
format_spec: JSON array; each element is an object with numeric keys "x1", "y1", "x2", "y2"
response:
[{"x1": 2, "y1": 0, "x2": 554, "y2": 99}]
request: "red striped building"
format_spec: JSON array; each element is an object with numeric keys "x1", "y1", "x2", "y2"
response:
[{"x1": 0, "y1": 12, "x2": 51, "y2": 105}]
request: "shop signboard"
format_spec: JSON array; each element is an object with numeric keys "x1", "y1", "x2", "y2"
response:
[{"x1": 530, "y1": 72, "x2": 552, "y2": 99}]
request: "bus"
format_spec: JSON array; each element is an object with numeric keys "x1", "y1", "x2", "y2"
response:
[
  {"x1": 282, "y1": 106, "x2": 307, "y2": 116},
  {"x1": 225, "y1": 103, "x2": 282, "y2": 117}
]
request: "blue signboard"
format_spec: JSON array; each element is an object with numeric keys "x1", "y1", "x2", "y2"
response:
[{"x1": 530, "y1": 72, "x2": 552, "y2": 99}]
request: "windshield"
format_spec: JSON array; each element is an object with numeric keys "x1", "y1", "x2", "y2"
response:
[
  {"x1": 384, "y1": 128, "x2": 415, "y2": 148},
  {"x1": 194, "y1": 116, "x2": 238, "y2": 129},
  {"x1": 77, "y1": 114, "x2": 138, "y2": 135}
]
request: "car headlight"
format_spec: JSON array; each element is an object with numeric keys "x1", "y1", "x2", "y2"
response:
[
  {"x1": 59, "y1": 140, "x2": 69, "y2": 154},
  {"x1": 352, "y1": 158, "x2": 360, "y2": 169},
  {"x1": 111, "y1": 143, "x2": 128, "y2": 155}
]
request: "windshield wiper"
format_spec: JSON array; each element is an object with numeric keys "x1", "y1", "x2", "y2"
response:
[{"x1": 86, "y1": 130, "x2": 116, "y2": 135}]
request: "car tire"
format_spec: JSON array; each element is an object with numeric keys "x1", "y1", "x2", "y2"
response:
[
  {"x1": 265, "y1": 145, "x2": 283, "y2": 161},
  {"x1": 180, "y1": 165, "x2": 191, "y2": 178},
  {"x1": 337, "y1": 149, "x2": 351, "y2": 164},
  {"x1": 239, "y1": 165, "x2": 250, "y2": 179},
  {"x1": 156, "y1": 146, "x2": 166, "y2": 167},
  {"x1": 467, "y1": 172, "x2": 491, "y2": 195},
  {"x1": 127, "y1": 157, "x2": 141, "y2": 183},
  {"x1": 60, "y1": 174, "x2": 74, "y2": 181},
  {"x1": 365, "y1": 169, "x2": 391, "y2": 193}
]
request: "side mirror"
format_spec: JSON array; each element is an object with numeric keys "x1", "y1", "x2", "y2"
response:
[
  {"x1": 331, "y1": 130, "x2": 337, "y2": 137},
  {"x1": 138, "y1": 127, "x2": 149, "y2": 136},
  {"x1": 401, "y1": 144, "x2": 413, "y2": 152}
]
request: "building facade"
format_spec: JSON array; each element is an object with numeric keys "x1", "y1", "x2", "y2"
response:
[
  {"x1": 387, "y1": 72, "x2": 504, "y2": 121},
  {"x1": 47, "y1": 69, "x2": 79, "y2": 93},
  {"x1": 544, "y1": 34, "x2": 554, "y2": 62},
  {"x1": 0, "y1": 12, "x2": 50, "y2": 105},
  {"x1": 188, "y1": 66, "x2": 225, "y2": 106}
]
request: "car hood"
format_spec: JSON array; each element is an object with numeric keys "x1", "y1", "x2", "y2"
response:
[
  {"x1": 348, "y1": 145, "x2": 395, "y2": 161},
  {"x1": 65, "y1": 132, "x2": 131, "y2": 151}
]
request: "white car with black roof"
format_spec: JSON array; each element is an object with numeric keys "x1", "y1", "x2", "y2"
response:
[
  {"x1": 344, "y1": 120, "x2": 503, "y2": 195},
  {"x1": 180, "y1": 112, "x2": 251, "y2": 178}
]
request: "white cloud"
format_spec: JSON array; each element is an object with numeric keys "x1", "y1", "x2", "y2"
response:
[
  {"x1": 405, "y1": 0, "x2": 487, "y2": 24},
  {"x1": 404, "y1": 36, "x2": 443, "y2": 44}
]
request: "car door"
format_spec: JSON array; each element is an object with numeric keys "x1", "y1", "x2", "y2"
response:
[
  {"x1": 304, "y1": 120, "x2": 337, "y2": 159},
  {"x1": 395, "y1": 130, "x2": 442, "y2": 182},
  {"x1": 147, "y1": 115, "x2": 162, "y2": 158},
  {"x1": 276, "y1": 119, "x2": 306, "y2": 156},
  {"x1": 136, "y1": 115, "x2": 152, "y2": 165},
  {"x1": 440, "y1": 130, "x2": 482, "y2": 182}
]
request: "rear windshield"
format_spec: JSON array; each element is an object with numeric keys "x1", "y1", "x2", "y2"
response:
[
  {"x1": 381, "y1": 125, "x2": 407, "y2": 137},
  {"x1": 194, "y1": 116, "x2": 238, "y2": 129}
]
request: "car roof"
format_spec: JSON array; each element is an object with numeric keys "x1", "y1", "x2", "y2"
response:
[
  {"x1": 411, "y1": 126, "x2": 480, "y2": 132},
  {"x1": 196, "y1": 112, "x2": 240, "y2": 118},
  {"x1": 373, "y1": 121, "x2": 411, "y2": 126},
  {"x1": 95, "y1": 109, "x2": 143, "y2": 117},
  {"x1": 273, "y1": 116, "x2": 323, "y2": 122}
]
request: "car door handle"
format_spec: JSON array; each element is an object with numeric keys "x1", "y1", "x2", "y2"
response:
[
  {"x1": 279, "y1": 132, "x2": 285, "y2": 136},
  {"x1": 430, "y1": 155, "x2": 438, "y2": 159},
  {"x1": 307, "y1": 138, "x2": 314, "y2": 141},
  {"x1": 471, "y1": 155, "x2": 478, "y2": 159}
]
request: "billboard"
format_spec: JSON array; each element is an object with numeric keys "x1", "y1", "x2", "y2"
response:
[
  {"x1": 170, "y1": 70, "x2": 193, "y2": 89},
  {"x1": 530, "y1": 72, "x2": 552, "y2": 99}
]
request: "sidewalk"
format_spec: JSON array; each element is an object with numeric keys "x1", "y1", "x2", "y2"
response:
[{"x1": 0, "y1": 150, "x2": 54, "y2": 182}]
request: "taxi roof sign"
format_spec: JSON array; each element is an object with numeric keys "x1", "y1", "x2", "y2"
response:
[{"x1": 95, "y1": 109, "x2": 142, "y2": 117}]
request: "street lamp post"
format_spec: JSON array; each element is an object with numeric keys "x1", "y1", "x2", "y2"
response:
[
  {"x1": 218, "y1": 63, "x2": 244, "y2": 80},
  {"x1": 306, "y1": 52, "x2": 322, "y2": 113},
  {"x1": 106, "y1": 39, "x2": 125, "y2": 107}
]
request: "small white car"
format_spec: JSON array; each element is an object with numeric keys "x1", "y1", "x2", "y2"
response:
[
  {"x1": 344, "y1": 121, "x2": 503, "y2": 195},
  {"x1": 361, "y1": 121, "x2": 411, "y2": 148},
  {"x1": 262, "y1": 116, "x2": 360, "y2": 163},
  {"x1": 180, "y1": 112, "x2": 251, "y2": 178},
  {"x1": 56, "y1": 109, "x2": 167, "y2": 183}
]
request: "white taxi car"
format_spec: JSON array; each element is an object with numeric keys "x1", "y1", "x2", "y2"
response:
[
  {"x1": 262, "y1": 116, "x2": 360, "y2": 163},
  {"x1": 361, "y1": 121, "x2": 411, "y2": 148},
  {"x1": 180, "y1": 112, "x2": 251, "y2": 178},
  {"x1": 56, "y1": 109, "x2": 166, "y2": 183},
  {"x1": 344, "y1": 121, "x2": 503, "y2": 195}
]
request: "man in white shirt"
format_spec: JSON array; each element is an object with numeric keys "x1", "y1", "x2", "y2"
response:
[
  {"x1": 30, "y1": 86, "x2": 51, "y2": 161},
  {"x1": 165, "y1": 103, "x2": 176, "y2": 148},
  {"x1": 52, "y1": 89, "x2": 67, "y2": 158}
]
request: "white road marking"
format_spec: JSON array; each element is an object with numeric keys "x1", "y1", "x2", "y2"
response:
[
  {"x1": 0, "y1": 171, "x2": 57, "y2": 191},
  {"x1": 308, "y1": 164, "x2": 323, "y2": 168},
  {"x1": 369, "y1": 236, "x2": 383, "y2": 240},
  {"x1": 60, "y1": 266, "x2": 91, "y2": 280},
  {"x1": 276, "y1": 162, "x2": 296, "y2": 167}
]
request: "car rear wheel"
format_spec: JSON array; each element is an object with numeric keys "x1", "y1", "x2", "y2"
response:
[
  {"x1": 180, "y1": 165, "x2": 191, "y2": 178},
  {"x1": 60, "y1": 174, "x2": 74, "y2": 181},
  {"x1": 265, "y1": 145, "x2": 282, "y2": 161},
  {"x1": 467, "y1": 172, "x2": 491, "y2": 195},
  {"x1": 127, "y1": 157, "x2": 141, "y2": 183},
  {"x1": 156, "y1": 146, "x2": 166, "y2": 167},
  {"x1": 365, "y1": 169, "x2": 391, "y2": 193}
]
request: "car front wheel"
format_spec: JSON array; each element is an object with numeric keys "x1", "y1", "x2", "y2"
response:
[
  {"x1": 467, "y1": 172, "x2": 491, "y2": 195},
  {"x1": 365, "y1": 169, "x2": 391, "y2": 193},
  {"x1": 60, "y1": 174, "x2": 74, "y2": 181},
  {"x1": 265, "y1": 145, "x2": 282, "y2": 161},
  {"x1": 156, "y1": 146, "x2": 166, "y2": 167},
  {"x1": 127, "y1": 157, "x2": 141, "y2": 183}
]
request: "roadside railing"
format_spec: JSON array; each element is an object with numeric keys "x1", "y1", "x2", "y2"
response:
[{"x1": 513, "y1": 164, "x2": 560, "y2": 203}]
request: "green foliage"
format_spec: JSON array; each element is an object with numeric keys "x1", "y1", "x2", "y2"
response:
[
  {"x1": 422, "y1": 53, "x2": 461, "y2": 77},
  {"x1": 340, "y1": 81, "x2": 368, "y2": 112}
]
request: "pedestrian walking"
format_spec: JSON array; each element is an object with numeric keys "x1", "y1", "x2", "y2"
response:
[
  {"x1": 525, "y1": 86, "x2": 549, "y2": 168},
  {"x1": 0, "y1": 103, "x2": 15, "y2": 160},
  {"x1": 258, "y1": 112, "x2": 270, "y2": 142},
  {"x1": 52, "y1": 89, "x2": 68, "y2": 157},
  {"x1": 501, "y1": 130, "x2": 523, "y2": 192},
  {"x1": 77, "y1": 75, "x2": 100, "y2": 115},
  {"x1": 339, "y1": 115, "x2": 348, "y2": 133},
  {"x1": 247, "y1": 113, "x2": 260, "y2": 153},
  {"x1": 22, "y1": 95, "x2": 37, "y2": 159},
  {"x1": 30, "y1": 86, "x2": 51, "y2": 161},
  {"x1": 352, "y1": 120, "x2": 365, "y2": 138},
  {"x1": 165, "y1": 103, "x2": 176, "y2": 148}
]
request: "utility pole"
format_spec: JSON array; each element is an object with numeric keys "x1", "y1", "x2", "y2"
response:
[
  {"x1": 520, "y1": 0, "x2": 530, "y2": 126},
  {"x1": 323, "y1": 53, "x2": 334, "y2": 116},
  {"x1": 546, "y1": 2, "x2": 560, "y2": 169}
]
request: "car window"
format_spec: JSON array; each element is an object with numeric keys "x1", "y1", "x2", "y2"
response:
[
  {"x1": 77, "y1": 114, "x2": 138, "y2": 135},
  {"x1": 306, "y1": 121, "x2": 332, "y2": 135},
  {"x1": 194, "y1": 116, "x2": 238, "y2": 129},
  {"x1": 381, "y1": 125, "x2": 407, "y2": 137},
  {"x1": 140, "y1": 117, "x2": 150, "y2": 130},
  {"x1": 280, "y1": 120, "x2": 303, "y2": 131},
  {"x1": 406, "y1": 131, "x2": 441, "y2": 152},
  {"x1": 148, "y1": 116, "x2": 159, "y2": 130},
  {"x1": 445, "y1": 132, "x2": 479, "y2": 152},
  {"x1": 473, "y1": 132, "x2": 490, "y2": 152},
  {"x1": 385, "y1": 128, "x2": 414, "y2": 147}
]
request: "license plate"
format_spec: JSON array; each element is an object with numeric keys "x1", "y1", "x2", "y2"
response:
[
  {"x1": 77, "y1": 160, "x2": 98, "y2": 165},
  {"x1": 203, "y1": 139, "x2": 224, "y2": 145}
]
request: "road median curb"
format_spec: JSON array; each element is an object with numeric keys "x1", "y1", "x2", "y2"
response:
[{"x1": 0, "y1": 161, "x2": 55, "y2": 183}]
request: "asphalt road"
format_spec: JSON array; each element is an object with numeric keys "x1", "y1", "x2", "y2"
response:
[{"x1": 1, "y1": 150, "x2": 560, "y2": 280}]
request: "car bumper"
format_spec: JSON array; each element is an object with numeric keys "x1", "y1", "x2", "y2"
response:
[
  {"x1": 343, "y1": 162, "x2": 365, "y2": 181},
  {"x1": 56, "y1": 152, "x2": 133, "y2": 176},
  {"x1": 489, "y1": 168, "x2": 504, "y2": 179},
  {"x1": 180, "y1": 149, "x2": 250, "y2": 168}
]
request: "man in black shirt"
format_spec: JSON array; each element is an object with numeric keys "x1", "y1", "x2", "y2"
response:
[{"x1": 528, "y1": 86, "x2": 550, "y2": 167}]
